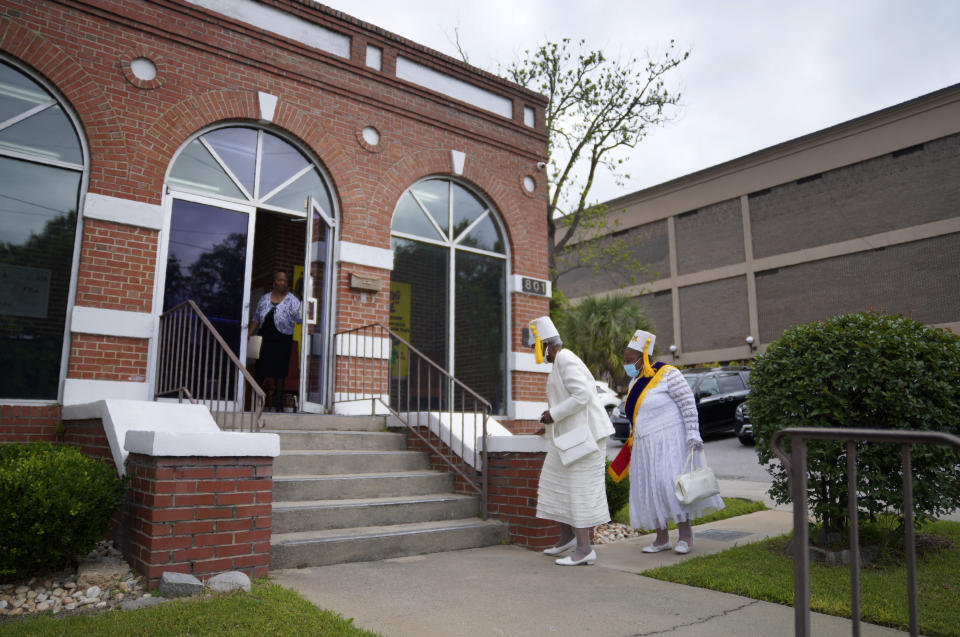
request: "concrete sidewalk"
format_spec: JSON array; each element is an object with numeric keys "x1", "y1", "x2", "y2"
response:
[{"x1": 271, "y1": 507, "x2": 908, "y2": 636}]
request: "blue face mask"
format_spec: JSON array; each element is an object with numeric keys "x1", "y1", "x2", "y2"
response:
[{"x1": 623, "y1": 362, "x2": 640, "y2": 378}]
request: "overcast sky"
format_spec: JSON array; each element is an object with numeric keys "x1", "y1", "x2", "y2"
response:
[{"x1": 335, "y1": 0, "x2": 960, "y2": 204}]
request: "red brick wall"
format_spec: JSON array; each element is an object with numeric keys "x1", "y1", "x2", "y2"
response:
[
  {"x1": 485, "y1": 451, "x2": 563, "y2": 549},
  {"x1": 0, "y1": 404, "x2": 62, "y2": 443},
  {"x1": 74, "y1": 219, "x2": 158, "y2": 313},
  {"x1": 124, "y1": 453, "x2": 274, "y2": 588},
  {"x1": 61, "y1": 418, "x2": 113, "y2": 463},
  {"x1": 67, "y1": 335, "x2": 150, "y2": 381}
]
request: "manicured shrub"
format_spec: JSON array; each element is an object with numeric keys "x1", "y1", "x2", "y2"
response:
[
  {"x1": 605, "y1": 460, "x2": 630, "y2": 517},
  {"x1": 750, "y1": 312, "x2": 960, "y2": 536},
  {"x1": 0, "y1": 443, "x2": 126, "y2": 579}
]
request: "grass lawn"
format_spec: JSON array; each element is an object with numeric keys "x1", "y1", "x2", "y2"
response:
[
  {"x1": 0, "y1": 581, "x2": 380, "y2": 637},
  {"x1": 642, "y1": 520, "x2": 960, "y2": 637},
  {"x1": 611, "y1": 496, "x2": 767, "y2": 529}
]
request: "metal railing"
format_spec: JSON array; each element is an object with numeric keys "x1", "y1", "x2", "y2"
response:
[
  {"x1": 333, "y1": 323, "x2": 490, "y2": 518},
  {"x1": 155, "y1": 300, "x2": 265, "y2": 431},
  {"x1": 771, "y1": 427, "x2": 960, "y2": 637}
]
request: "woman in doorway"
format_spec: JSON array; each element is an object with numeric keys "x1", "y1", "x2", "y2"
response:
[{"x1": 249, "y1": 270, "x2": 301, "y2": 412}]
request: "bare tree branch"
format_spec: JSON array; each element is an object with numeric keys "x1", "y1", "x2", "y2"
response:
[{"x1": 507, "y1": 39, "x2": 689, "y2": 285}]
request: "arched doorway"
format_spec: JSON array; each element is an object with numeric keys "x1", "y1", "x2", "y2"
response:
[
  {"x1": 0, "y1": 58, "x2": 87, "y2": 401},
  {"x1": 161, "y1": 125, "x2": 337, "y2": 411},
  {"x1": 389, "y1": 177, "x2": 508, "y2": 413}
]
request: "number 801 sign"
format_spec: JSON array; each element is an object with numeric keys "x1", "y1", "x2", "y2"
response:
[{"x1": 520, "y1": 276, "x2": 549, "y2": 297}]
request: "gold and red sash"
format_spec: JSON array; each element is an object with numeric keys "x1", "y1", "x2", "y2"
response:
[{"x1": 607, "y1": 362, "x2": 675, "y2": 483}]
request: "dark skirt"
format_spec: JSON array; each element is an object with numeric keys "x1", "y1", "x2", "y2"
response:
[
  {"x1": 257, "y1": 308, "x2": 293, "y2": 378},
  {"x1": 258, "y1": 334, "x2": 292, "y2": 378}
]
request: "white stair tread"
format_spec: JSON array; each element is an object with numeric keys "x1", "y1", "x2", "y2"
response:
[
  {"x1": 272, "y1": 518, "x2": 502, "y2": 544},
  {"x1": 273, "y1": 470, "x2": 448, "y2": 482},
  {"x1": 272, "y1": 493, "x2": 475, "y2": 511}
]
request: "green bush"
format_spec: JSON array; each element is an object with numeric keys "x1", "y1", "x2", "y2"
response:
[
  {"x1": 750, "y1": 312, "x2": 960, "y2": 536},
  {"x1": 0, "y1": 443, "x2": 126, "y2": 579},
  {"x1": 605, "y1": 460, "x2": 630, "y2": 516}
]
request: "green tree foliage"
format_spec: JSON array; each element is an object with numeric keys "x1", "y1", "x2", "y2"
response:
[
  {"x1": 557, "y1": 294, "x2": 654, "y2": 384},
  {"x1": 506, "y1": 38, "x2": 688, "y2": 284},
  {"x1": 0, "y1": 443, "x2": 126, "y2": 579},
  {"x1": 749, "y1": 312, "x2": 960, "y2": 537}
]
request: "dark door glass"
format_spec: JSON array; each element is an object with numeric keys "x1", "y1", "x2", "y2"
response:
[{"x1": 164, "y1": 199, "x2": 248, "y2": 355}]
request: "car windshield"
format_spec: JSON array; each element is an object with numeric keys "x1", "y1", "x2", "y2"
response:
[{"x1": 684, "y1": 375, "x2": 699, "y2": 389}]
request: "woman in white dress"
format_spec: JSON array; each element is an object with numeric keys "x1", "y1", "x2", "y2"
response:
[
  {"x1": 614, "y1": 329, "x2": 723, "y2": 554},
  {"x1": 527, "y1": 316, "x2": 614, "y2": 566}
]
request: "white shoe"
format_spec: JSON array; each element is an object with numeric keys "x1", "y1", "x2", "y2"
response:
[
  {"x1": 555, "y1": 550, "x2": 597, "y2": 566},
  {"x1": 674, "y1": 541, "x2": 691, "y2": 554},
  {"x1": 543, "y1": 537, "x2": 577, "y2": 556},
  {"x1": 642, "y1": 541, "x2": 673, "y2": 553}
]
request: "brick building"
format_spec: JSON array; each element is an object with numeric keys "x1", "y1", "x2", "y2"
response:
[
  {"x1": 0, "y1": 0, "x2": 556, "y2": 431},
  {"x1": 557, "y1": 83, "x2": 960, "y2": 365}
]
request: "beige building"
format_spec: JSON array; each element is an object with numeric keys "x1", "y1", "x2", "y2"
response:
[{"x1": 558, "y1": 83, "x2": 960, "y2": 365}]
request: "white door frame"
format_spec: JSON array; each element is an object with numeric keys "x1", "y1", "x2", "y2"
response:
[{"x1": 299, "y1": 196, "x2": 337, "y2": 413}]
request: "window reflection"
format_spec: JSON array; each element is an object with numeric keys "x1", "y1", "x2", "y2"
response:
[
  {"x1": 0, "y1": 159, "x2": 81, "y2": 399},
  {"x1": 455, "y1": 251, "x2": 505, "y2": 413},
  {"x1": 204, "y1": 127, "x2": 258, "y2": 195},
  {"x1": 164, "y1": 199, "x2": 248, "y2": 356},
  {"x1": 389, "y1": 178, "x2": 507, "y2": 413}
]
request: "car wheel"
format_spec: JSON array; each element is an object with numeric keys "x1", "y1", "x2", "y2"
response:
[{"x1": 738, "y1": 433, "x2": 754, "y2": 446}]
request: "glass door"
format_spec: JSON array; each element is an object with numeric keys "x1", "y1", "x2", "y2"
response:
[
  {"x1": 161, "y1": 196, "x2": 255, "y2": 402},
  {"x1": 300, "y1": 197, "x2": 336, "y2": 412}
]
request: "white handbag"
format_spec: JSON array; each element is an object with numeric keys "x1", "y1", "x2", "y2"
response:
[
  {"x1": 674, "y1": 449, "x2": 720, "y2": 505},
  {"x1": 246, "y1": 335, "x2": 263, "y2": 360},
  {"x1": 552, "y1": 426, "x2": 600, "y2": 466}
]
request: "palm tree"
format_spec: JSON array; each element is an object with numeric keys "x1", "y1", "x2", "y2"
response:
[{"x1": 556, "y1": 294, "x2": 654, "y2": 385}]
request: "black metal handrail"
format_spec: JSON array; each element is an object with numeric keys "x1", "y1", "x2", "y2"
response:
[
  {"x1": 333, "y1": 323, "x2": 490, "y2": 518},
  {"x1": 771, "y1": 427, "x2": 960, "y2": 637},
  {"x1": 155, "y1": 300, "x2": 265, "y2": 432}
]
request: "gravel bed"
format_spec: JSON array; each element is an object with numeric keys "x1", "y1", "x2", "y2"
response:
[{"x1": 0, "y1": 541, "x2": 151, "y2": 621}]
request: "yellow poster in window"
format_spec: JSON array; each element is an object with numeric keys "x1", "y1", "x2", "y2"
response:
[
  {"x1": 292, "y1": 265, "x2": 304, "y2": 356},
  {"x1": 389, "y1": 281, "x2": 411, "y2": 377}
]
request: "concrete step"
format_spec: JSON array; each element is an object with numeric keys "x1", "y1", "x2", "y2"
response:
[
  {"x1": 270, "y1": 518, "x2": 508, "y2": 569},
  {"x1": 273, "y1": 470, "x2": 454, "y2": 501},
  {"x1": 271, "y1": 493, "x2": 480, "y2": 534},
  {"x1": 261, "y1": 414, "x2": 387, "y2": 431},
  {"x1": 269, "y1": 430, "x2": 407, "y2": 451},
  {"x1": 273, "y1": 450, "x2": 429, "y2": 476}
]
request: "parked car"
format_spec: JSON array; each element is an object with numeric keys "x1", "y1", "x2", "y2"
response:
[
  {"x1": 681, "y1": 366, "x2": 752, "y2": 438},
  {"x1": 608, "y1": 367, "x2": 751, "y2": 442},
  {"x1": 734, "y1": 401, "x2": 754, "y2": 445},
  {"x1": 594, "y1": 381, "x2": 620, "y2": 414},
  {"x1": 609, "y1": 396, "x2": 631, "y2": 442}
]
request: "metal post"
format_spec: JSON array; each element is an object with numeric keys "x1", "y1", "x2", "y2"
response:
[
  {"x1": 902, "y1": 445, "x2": 918, "y2": 637},
  {"x1": 792, "y1": 437, "x2": 810, "y2": 637},
  {"x1": 846, "y1": 440, "x2": 861, "y2": 637}
]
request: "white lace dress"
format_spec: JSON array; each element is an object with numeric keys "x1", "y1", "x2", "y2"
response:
[{"x1": 628, "y1": 367, "x2": 724, "y2": 530}]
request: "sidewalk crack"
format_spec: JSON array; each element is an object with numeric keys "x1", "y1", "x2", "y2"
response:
[{"x1": 624, "y1": 599, "x2": 761, "y2": 636}]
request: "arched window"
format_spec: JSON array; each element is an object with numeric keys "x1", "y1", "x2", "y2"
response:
[
  {"x1": 390, "y1": 178, "x2": 507, "y2": 413},
  {"x1": 0, "y1": 59, "x2": 85, "y2": 400},
  {"x1": 167, "y1": 126, "x2": 334, "y2": 217}
]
